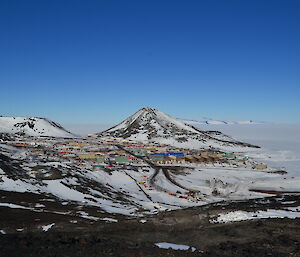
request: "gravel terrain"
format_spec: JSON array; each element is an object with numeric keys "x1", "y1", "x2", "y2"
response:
[{"x1": 0, "y1": 192, "x2": 299, "y2": 257}]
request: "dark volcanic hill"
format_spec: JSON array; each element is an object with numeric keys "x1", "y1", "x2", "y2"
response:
[{"x1": 98, "y1": 107, "x2": 258, "y2": 150}]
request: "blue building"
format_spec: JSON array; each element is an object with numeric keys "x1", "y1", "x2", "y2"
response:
[{"x1": 150, "y1": 152, "x2": 185, "y2": 157}]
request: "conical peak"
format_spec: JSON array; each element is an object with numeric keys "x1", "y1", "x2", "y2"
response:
[
  {"x1": 140, "y1": 107, "x2": 157, "y2": 112},
  {"x1": 102, "y1": 106, "x2": 201, "y2": 136},
  {"x1": 98, "y1": 107, "x2": 256, "y2": 150}
]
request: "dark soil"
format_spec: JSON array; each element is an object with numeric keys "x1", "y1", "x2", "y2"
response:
[
  {"x1": 0, "y1": 192, "x2": 299, "y2": 257},
  {"x1": 0, "y1": 219, "x2": 299, "y2": 257}
]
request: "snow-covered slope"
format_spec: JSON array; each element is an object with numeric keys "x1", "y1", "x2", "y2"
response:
[
  {"x1": 180, "y1": 118, "x2": 262, "y2": 126},
  {"x1": 98, "y1": 107, "x2": 258, "y2": 150},
  {"x1": 0, "y1": 117, "x2": 76, "y2": 138},
  {"x1": 0, "y1": 140, "x2": 297, "y2": 218}
]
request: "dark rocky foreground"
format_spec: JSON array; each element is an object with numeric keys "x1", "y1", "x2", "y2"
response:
[
  {"x1": 0, "y1": 219, "x2": 299, "y2": 257},
  {"x1": 0, "y1": 193, "x2": 299, "y2": 257}
]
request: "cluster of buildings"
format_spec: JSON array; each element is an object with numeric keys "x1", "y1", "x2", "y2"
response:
[{"x1": 0, "y1": 136, "x2": 267, "y2": 171}]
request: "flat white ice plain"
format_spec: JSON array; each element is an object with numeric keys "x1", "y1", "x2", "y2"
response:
[
  {"x1": 200, "y1": 123, "x2": 300, "y2": 178},
  {"x1": 63, "y1": 124, "x2": 112, "y2": 136}
]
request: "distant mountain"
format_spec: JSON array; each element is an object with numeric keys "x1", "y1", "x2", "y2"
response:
[
  {"x1": 98, "y1": 107, "x2": 259, "y2": 150},
  {"x1": 0, "y1": 117, "x2": 76, "y2": 138},
  {"x1": 180, "y1": 118, "x2": 262, "y2": 126}
]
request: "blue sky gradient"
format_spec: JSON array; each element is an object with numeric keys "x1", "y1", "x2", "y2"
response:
[{"x1": 0, "y1": 0, "x2": 299, "y2": 124}]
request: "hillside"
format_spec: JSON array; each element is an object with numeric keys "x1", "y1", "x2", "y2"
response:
[
  {"x1": 98, "y1": 107, "x2": 258, "y2": 150},
  {"x1": 0, "y1": 117, "x2": 76, "y2": 138},
  {"x1": 180, "y1": 118, "x2": 261, "y2": 126}
]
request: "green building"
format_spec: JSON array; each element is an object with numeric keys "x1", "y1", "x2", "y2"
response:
[
  {"x1": 96, "y1": 158, "x2": 106, "y2": 163},
  {"x1": 222, "y1": 153, "x2": 235, "y2": 159},
  {"x1": 93, "y1": 164, "x2": 106, "y2": 168},
  {"x1": 150, "y1": 156, "x2": 164, "y2": 161},
  {"x1": 133, "y1": 149, "x2": 148, "y2": 155},
  {"x1": 115, "y1": 157, "x2": 130, "y2": 164}
]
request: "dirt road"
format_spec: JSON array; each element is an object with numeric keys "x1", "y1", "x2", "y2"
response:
[{"x1": 116, "y1": 144, "x2": 193, "y2": 193}]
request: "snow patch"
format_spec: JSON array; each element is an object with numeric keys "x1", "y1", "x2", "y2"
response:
[
  {"x1": 211, "y1": 208, "x2": 300, "y2": 223},
  {"x1": 155, "y1": 242, "x2": 196, "y2": 252},
  {"x1": 99, "y1": 217, "x2": 118, "y2": 222},
  {"x1": 42, "y1": 223, "x2": 55, "y2": 232}
]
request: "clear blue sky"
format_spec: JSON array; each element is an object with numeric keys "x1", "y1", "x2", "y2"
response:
[{"x1": 0, "y1": 0, "x2": 299, "y2": 124}]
